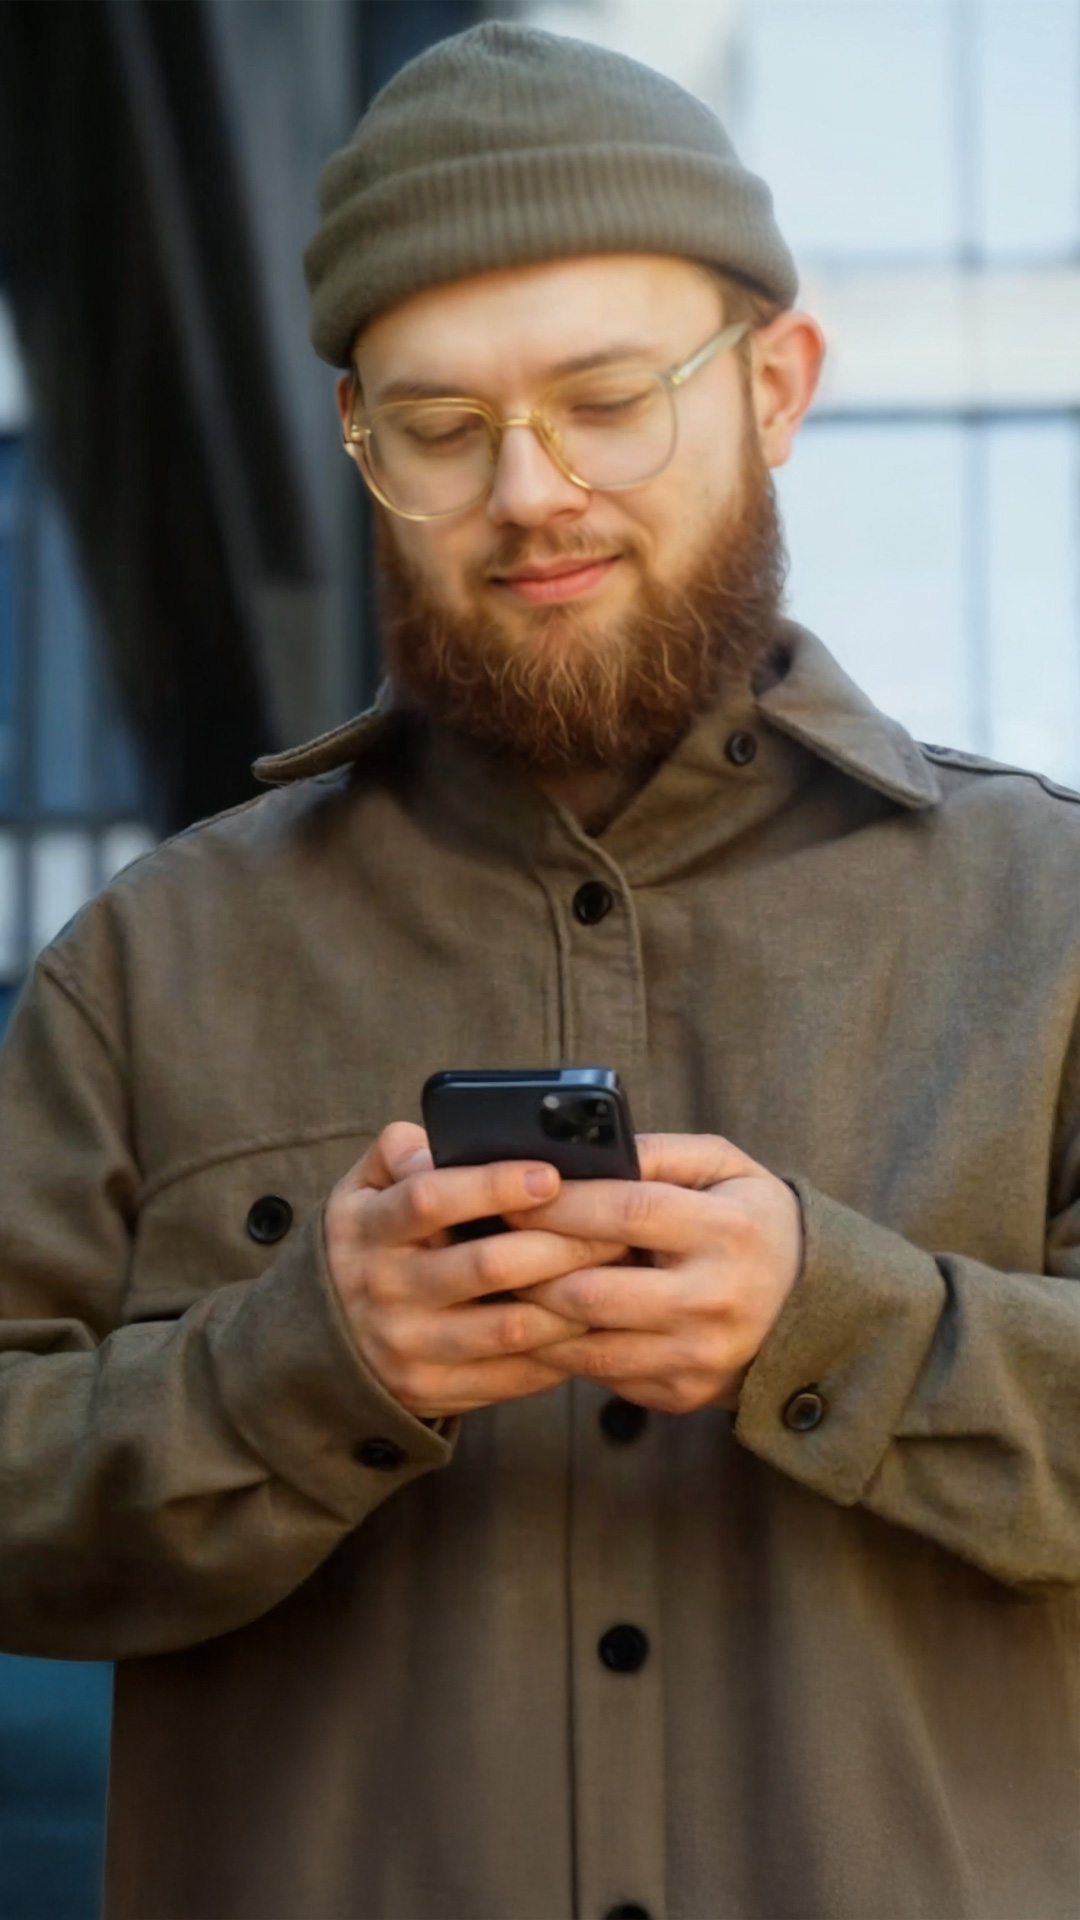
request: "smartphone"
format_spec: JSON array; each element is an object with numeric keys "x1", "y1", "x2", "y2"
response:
[{"x1": 422, "y1": 1067, "x2": 639, "y2": 1243}]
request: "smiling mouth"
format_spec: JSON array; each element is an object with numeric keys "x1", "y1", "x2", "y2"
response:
[{"x1": 491, "y1": 556, "x2": 621, "y2": 604}]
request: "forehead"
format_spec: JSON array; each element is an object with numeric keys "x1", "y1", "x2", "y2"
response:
[{"x1": 353, "y1": 253, "x2": 718, "y2": 398}]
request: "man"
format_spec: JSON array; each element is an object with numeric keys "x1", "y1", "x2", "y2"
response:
[{"x1": 0, "y1": 20, "x2": 1078, "y2": 1920}]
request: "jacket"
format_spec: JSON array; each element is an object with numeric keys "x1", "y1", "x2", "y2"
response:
[{"x1": 0, "y1": 623, "x2": 1078, "y2": 1920}]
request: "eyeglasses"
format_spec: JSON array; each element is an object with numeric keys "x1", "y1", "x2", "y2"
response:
[{"x1": 344, "y1": 318, "x2": 751, "y2": 521}]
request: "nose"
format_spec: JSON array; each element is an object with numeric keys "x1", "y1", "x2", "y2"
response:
[{"x1": 485, "y1": 420, "x2": 589, "y2": 527}]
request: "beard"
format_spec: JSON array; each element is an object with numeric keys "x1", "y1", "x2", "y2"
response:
[{"x1": 373, "y1": 430, "x2": 788, "y2": 777}]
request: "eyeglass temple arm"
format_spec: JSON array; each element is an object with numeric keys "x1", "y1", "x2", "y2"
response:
[{"x1": 668, "y1": 319, "x2": 751, "y2": 389}]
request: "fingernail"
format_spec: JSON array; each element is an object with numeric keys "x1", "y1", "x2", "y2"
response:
[{"x1": 525, "y1": 1167, "x2": 557, "y2": 1197}]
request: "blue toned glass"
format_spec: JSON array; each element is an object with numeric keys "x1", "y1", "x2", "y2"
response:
[
  {"x1": 0, "y1": 1654, "x2": 111, "y2": 1920},
  {"x1": 777, "y1": 420, "x2": 975, "y2": 748},
  {"x1": 0, "y1": 440, "x2": 21, "y2": 813},
  {"x1": 737, "y1": 1, "x2": 960, "y2": 261},
  {"x1": 984, "y1": 420, "x2": 1080, "y2": 785},
  {"x1": 973, "y1": 0, "x2": 1080, "y2": 261}
]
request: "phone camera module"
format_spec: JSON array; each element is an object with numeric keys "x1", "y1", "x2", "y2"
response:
[{"x1": 540, "y1": 1092, "x2": 617, "y2": 1148}]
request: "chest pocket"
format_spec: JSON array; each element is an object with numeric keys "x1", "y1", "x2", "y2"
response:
[{"x1": 123, "y1": 1133, "x2": 375, "y2": 1323}]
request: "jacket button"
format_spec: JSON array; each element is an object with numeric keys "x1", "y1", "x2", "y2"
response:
[
  {"x1": 783, "y1": 1388, "x2": 827, "y2": 1432},
  {"x1": 355, "y1": 1437, "x2": 407, "y2": 1471},
  {"x1": 572, "y1": 880, "x2": 615, "y2": 925},
  {"x1": 605, "y1": 1907, "x2": 653, "y2": 1920},
  {"x1": 599, "y1": 1397, "x2": 649, "y2": 1444},
  {"x1": 246, "y1": 1194, "x2": 293, "y2": 1244},
  {"x1": 598, "y1": 1623, "x2": 649, "y2": 1673},
  {"x1": 725, "y1": 728, "x2": 758, "y2": 767}
]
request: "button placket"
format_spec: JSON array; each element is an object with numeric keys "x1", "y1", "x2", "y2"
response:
[{"x1": 568, "y1": 1381, "x2": 666, "y2": 1920}]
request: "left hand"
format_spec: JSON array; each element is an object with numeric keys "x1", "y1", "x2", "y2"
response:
[{"x1": 503, "y1": 1133, "x2": 803, "y2": 1413}]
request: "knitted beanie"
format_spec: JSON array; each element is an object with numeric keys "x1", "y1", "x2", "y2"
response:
[{"x1": 305, "y1": 21, "x2": 797, "y2": 366}]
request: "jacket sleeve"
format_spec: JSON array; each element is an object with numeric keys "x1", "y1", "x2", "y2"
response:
[
  {"x1": 736, "y1": 1086, "x2": 1080, "y2": 1592},
  {"x1": 0, "y1": 960, "x2": 455, "y2": 1662}
]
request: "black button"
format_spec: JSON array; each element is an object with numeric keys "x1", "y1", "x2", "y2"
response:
[
  {"x1": 605, "y1": 1907, "x2": 653, "y2": 1920},
  {"x1": 725, "y1": 729, "x2": 758, "y2": 767},
  {"x1": 783, "y1": 1388, "x2": 827, "y2": 1433},
  {"x1": 599, "y1": 1397, "x2": 649, "y2": 1444},
  {"x1": 573, "y1": 880, "x2": 615, "y2": 925},
  {"x1": 355, "y1": 1437, "x2": 407, "y2": 1471},
  {"x1": 246, "y1": 1194, "x2": 293, "y2": 1244},
  {"x1": 598, "y1": 1624, "x2": 649, "y2": 1673}
]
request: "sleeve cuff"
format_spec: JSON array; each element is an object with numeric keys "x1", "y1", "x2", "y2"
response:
[
  {"x1": 734, "y1": 1178, "x2": 946, "y2": 1505},
  {"x1": 209, "y1": 1205, "x2": 459, "y2": 1524}
]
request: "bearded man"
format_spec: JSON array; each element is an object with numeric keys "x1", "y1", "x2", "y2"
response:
[{"x1": 0, "y1": 21, "x2": 1078, "y2": 1920}]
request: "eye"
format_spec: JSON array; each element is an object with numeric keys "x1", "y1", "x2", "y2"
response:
[
  {"x1": 399, "y1": 412, "x2": 486, "y2": 452},
  {"x1": 568, "y1": 385, "x2": 654, "y2": 421}
]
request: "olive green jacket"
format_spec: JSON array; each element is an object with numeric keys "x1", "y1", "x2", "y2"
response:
[{"x1": 0, "y1": 624, "x2": 1078, "y2": 1920}]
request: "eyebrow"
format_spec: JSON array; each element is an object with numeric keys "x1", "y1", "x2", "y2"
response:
[{"x1": 371, "y1": 342, "x2": 662, "y2": 407}]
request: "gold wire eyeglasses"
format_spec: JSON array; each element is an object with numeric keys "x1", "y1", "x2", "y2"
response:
[{"x1": 344, "y1": 318, "x2": 751, "y2": 521}]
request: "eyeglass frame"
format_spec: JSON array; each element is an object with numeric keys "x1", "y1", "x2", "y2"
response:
[{"x1": 343, "y1": 317, "x2": 752, "y2": 522}]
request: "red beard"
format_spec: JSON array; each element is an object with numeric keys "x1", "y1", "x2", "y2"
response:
[{"x1": 374, "y1": 430, "x2": 788, "y2": 776}]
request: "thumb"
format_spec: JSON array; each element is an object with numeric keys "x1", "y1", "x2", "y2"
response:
[
  {"x1": 347, "y1": 1121, "x2": 433, "y2": 1193},
  {"x1": 635, "y1": 1131, "x2": 763, "y2": 1188}
]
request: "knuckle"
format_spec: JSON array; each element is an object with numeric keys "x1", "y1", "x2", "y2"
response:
[
  {"x1": 723, "y1": 1203, "x2": 756, "y2": 1252},
  {"x1": 404, "y1": 1173, "x2": 442, "y2": 1230},
  {"x1": 473, "y1": 1236, "x2": 512, "y2": 1293},
  {"x1": 568, "y1": 1273, "x2": 607, "y2": 1320},
  {"x1": 622, "y1": 1181, "x2": 657, "y2": 1233},
  {"x1": 393, "y1": 1359, "x2": 438, "y2": 1408},
  {"x1": 381, "y1": 1120, "x2": 419, "y2": 1157},
  {"x1": 496, "y1": 1304, "x2": 535, "y2": 1352},
  {"x1": 577, "y1": 1339, "x2": 621, "y2": 1381},
  {"x1": 361, "y1": 1253, "x2": 402, "y2": 1311}
]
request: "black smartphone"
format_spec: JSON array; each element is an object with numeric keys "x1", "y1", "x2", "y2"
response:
[{"x1": 422, "y1": 1067, "x2": 639, "y2": 1242}]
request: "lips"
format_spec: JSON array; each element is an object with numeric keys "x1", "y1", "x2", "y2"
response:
[{"x1": 492, "y1": 555, "x2": 620, "y2": 605}]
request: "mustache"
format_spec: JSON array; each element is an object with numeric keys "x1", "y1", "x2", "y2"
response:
[{"x1": 479, "y1": 528, "x2": 641, "y2": 582}]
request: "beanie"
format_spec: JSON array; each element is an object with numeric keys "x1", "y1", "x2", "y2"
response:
[{"x1": 305, "y1": 20, "x2": 798, "y2": 367}]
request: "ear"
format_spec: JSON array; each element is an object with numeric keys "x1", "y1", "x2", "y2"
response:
[
  {"x1": 335, "y1": 370, "x2": 361, "y2": 455},
  {"x1": 749, "y1": 310, "x2": 826, "y2": 470}
]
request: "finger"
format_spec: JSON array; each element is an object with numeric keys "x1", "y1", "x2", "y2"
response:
[
  {"x1": 362, "y1": 1159, "x2": 561, "y2": 1249},
  {"x1": 406, "y1": 1353, "x2": 574, "y2": 1419},
  {"x1": 527, "y1": 1262, "x2": 690, "y2": 1330},
  {"x1": 531, "y1": 1328, "x2": 674, "y2": 1380},
  {"x1": 343, "y1": 1123, "x2": 433, "y2": 1195},
  {"x1": 505, "y1": 1178, "x2": 726, "y2": 1256},
  {"x1": 422, "y1": 1229, "x2": 630, "y2": 1309},
  {"x1": 634, "y1": 1132, "x2": 762, "y2": 1186},
  {"x1": 429, "y1": 1295, "x2": 589, "y2": 1365}
]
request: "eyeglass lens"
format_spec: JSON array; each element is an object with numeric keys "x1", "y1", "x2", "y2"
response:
[{"x1": 364, "y1": 367, "x2": 677, "y2": 516}]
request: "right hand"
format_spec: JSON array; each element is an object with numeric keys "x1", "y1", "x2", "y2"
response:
[{"x1": 324, "y1": 1123, "x2": 627, "y2": 1419}]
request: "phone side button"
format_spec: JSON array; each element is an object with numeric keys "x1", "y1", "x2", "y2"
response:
[{"x1": 599, "y1": 1397, "x2": 649, "y2": 1444}]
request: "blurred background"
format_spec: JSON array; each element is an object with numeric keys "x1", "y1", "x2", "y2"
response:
[{"x1": 0, "y1": 0, "x2": 1077, "y2": 1913}]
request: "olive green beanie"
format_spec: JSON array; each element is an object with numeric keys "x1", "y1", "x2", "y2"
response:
[{"x1": 305, "y1": 20, "x2": 798, "y2": 366}]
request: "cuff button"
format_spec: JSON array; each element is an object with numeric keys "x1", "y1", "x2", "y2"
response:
[
  {"x1": 355, "y1": 1437, "x2": 407, "y2": 1471},
  {"x1": 783, "y1": 1388, "x2": 827, "y2": 1433},
  {"x1": 246, "y1": 1195, "x2": 293, "y2": 1244}
]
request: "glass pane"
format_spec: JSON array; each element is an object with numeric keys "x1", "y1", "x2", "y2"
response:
[
  {"x1": 100, "y1": 823, "x2": 156, "y2": 883},
  {"x1": 0, "y1": 439, "x2": 22, "y2": 812},
  {"x1": 0, "y1": 830, "x2": 22, "y2": 980},
  {"x1": 983, "y1": 420, "x2": 1080, "y2": 786},
  {"x1": 33, "y1": 492, "x2": 92, "y2": 815},
  {"x1": 777, "y1": 421, "x2": 975, "y2": 747},
  {"x1": 974, "y1": 0, "x2": 1080, "y2": 261},
  {"x1": 94, "y1": 663, "x2": 146, "y2": 817},
  {"x1": 29, "y1": 830, "x2": 94, "y2": 954},
  {"x1": 737, "y1": 1, "x2": 960, "y2": 260},
  {"x1": 0, "y1": 1654, "x2": 110, "y2": 1920}
]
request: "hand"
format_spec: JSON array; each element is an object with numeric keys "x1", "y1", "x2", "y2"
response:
[
  {"x1": 504, "y1": 1132, "x2": 803, "y2": 1414},
  {"x1": 324, "y1": 1124, "x2": 628, "y2": 1419}
]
